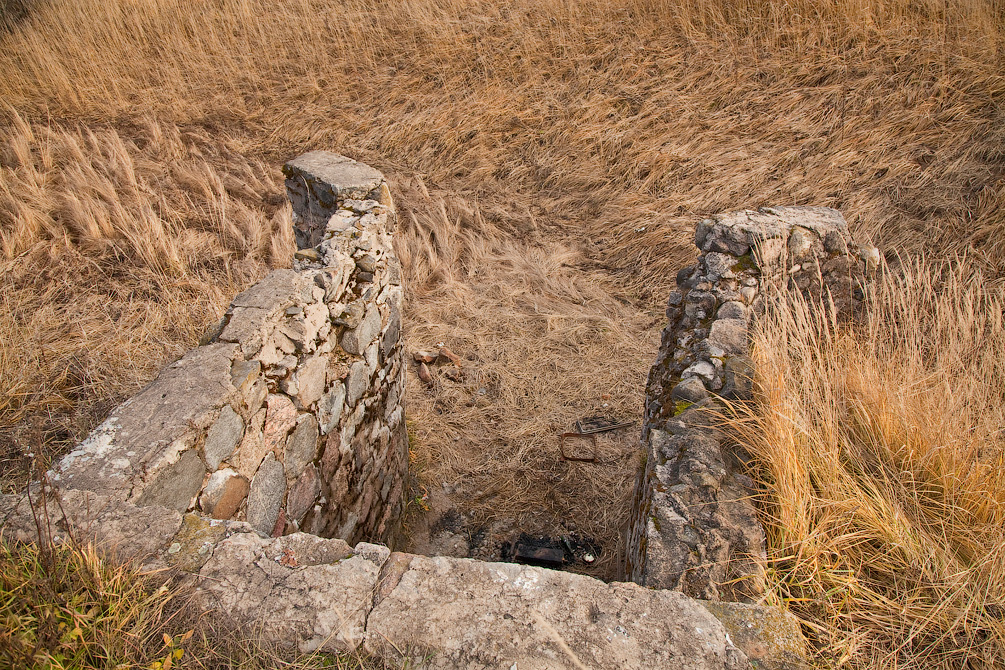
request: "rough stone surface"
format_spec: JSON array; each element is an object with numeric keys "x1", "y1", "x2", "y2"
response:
[
  {"x1": 287, "y1": 464, "x2": 321, "y2": 524},
  {"x1": 200, "y1": 468, "x2": 249, "y2": 520},
  {"x1": 263, "y1": 394, "x2": 297, "y2": 453},
  {"x1": 198, "y1": 532, "x2": 379, "y2": 653},
  {"x1": 51, "y1": 342, "x2": 238, "y2": 500},
  {"x1": 702, "y1": 602, "x2": 809, "y2": 670},
  {"x1": 291, "y1": 355, "x2": 327, "y2": 408},
  {"x1": 286, "y1": 415, "x2": 320, "y2": 480},
  {"x1": 135, "y1": 449, "x2": 206, "y2": 513},
  {"x1": 247, "y1": 454, "x2": 285, "y2": 535},
  {"x1": 340, "y1": 305, "x2": 381, "y2": 355},
  {"x1": 627, "y1": 206, "x2": 869, "y2": 669},
  {"x1": 365, "y1": 554, "x2": 749, "y2": 669},
  {"x1": 204, "y1": 406, "x2": 244, "y2": 470}
]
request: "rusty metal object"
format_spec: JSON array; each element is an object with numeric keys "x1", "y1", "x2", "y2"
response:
[
  {"x1": 575, "y1": 419, "x2": 635, "y2": 435},
  {"x1": 560, "y1": 432, "x2": 598, "y2": 462},
  {"x1": 513, "y1": 542, "x2": 565, "y2": 568},
  {"x1": 559, "y1": 419, "x2": 633, "y2": 462}
]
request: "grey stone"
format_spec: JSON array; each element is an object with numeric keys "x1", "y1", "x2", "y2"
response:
[
  {"x1": 286, "y1": 415, "x2": 320, "y2": 480},
  {"x1": 335, "y1": 300, "x2": 364, "y2": 328},
  {"x1": 318, "y1": 381, "x2": 346, "y2": 434},
  {"x1": 683, "y1": 360, "x2": 716, "y2": 382},
  {"x1": 197, "y1": 532, "x2": 380, "y2": 654},
  {"x1": 671, "y1": 376, "x2": 710, "y2": 404},
  {"x1": 380, "y1": 305, "x2": 400, "y2": 360},
  {"x1": 230, "y1": 269, "x2": 305, "y2": 310},
  {"x1": 2, "y1": 490, "x2": 183, "y2": 567},
  {"x1": 284, "y1": 151, "x2": 384, "y2": 201},
  {"x1": 247, "y1": 454, "x2": 286, "y2": 535},
  {"x1": 787, "y1": 227, "x2": 815, "y2": 260},
  {"x1": 286, "y1": 464, "x2": 321, "y2": 523},
  {"x1": 702, "y1": 602, "x2": 809, "y2": 670},
  {"x1": 823, "y1": 229, "x2": 847, "y2": 254},
  {"x1": 365, "y1": 554, "x2": 748, "y2": 669},
  {"x1": 703, "y1": 252, "x2": 736, "y2": 281},
  {"x1": 355, "y1": 254, "x2": 377, "y2": 273},
  {"x1": 290, "y1": 355, "x2": 327, "y2": 408},
  {"x1": 345, "y1": 360, "x2": 370, "y2": 407},
  {"x1": 135, "y1": 449, "x2": 206, "y2": 513},
  {"x1": 204, "y1": 406, "x2": 245, "y2": 470},
  {"x1": 284, "y1": 151, "x2": 386, "y2": 249},
  {"x1": 716, "y1": 300, "x2": 748, "y2": 321},
  {"x1": 340, "y1": 306, "x2": 381, "y2": 355},
  {"x1": 722, "y1": 355, "x2": 756, "y2": 401},
  {"x1": 708, "y1": 318, "x2": 748, "y2": 355}
]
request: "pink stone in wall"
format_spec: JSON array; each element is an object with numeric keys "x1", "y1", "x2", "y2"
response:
[
  {"x1": 263, "y1": 394, "x2": 298, "y2": 452},
  {"x1": 234, "y1": 407, "x2": 267, "y2": 479}
]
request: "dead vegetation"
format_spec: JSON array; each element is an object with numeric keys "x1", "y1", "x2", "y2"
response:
[
  {"x1": 0, "y1": 0, "x2": 1003, "y2": 665},
  {"x1": 727, "y1": 258, "x2": 1005, "y2": 668}
]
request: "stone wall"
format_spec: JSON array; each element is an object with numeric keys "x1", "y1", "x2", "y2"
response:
[
  {"x1": 1, "y1": 171, "x2": 823, "y2": 669},
  {"x1": 49, "y1": 151, "x2": 408, "y2": 547},
  {"x1": 625, "y1": 206, "x2": 874, "y2": 604}
]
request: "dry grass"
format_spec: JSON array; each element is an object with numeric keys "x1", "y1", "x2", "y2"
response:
[
  {"x1": 729, "y1": 258, "x2": 1005, "y2": 668},
  {"x1": 0, "y1": 530, "x2": 398, "y2": 669},
  {"x1": 0, "y1": 0, "x2": 1003, "y2": 662}
]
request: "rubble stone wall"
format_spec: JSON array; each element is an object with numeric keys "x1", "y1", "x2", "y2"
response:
[
  {"x1": 1, "y1": 169, "x2": 827, "y2": 668},
  {"x1": 49, "y1": 151, "x2": 408, "y2": 547},
  {"x1": 625, "y1": 206, "x2": 874, "y2": 604}
]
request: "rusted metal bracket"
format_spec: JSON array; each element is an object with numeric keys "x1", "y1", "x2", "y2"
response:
[
  {"x1": 559, "y1": 432, "x2": 598, "y2": 462},
  {"x1": 559, "y1": 421, "x2": 634, "y2": 462}
]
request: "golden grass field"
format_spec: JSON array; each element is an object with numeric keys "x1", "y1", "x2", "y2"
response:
[{"x1": 1, "y1": 0, "x2": 1003, "y2": 667}]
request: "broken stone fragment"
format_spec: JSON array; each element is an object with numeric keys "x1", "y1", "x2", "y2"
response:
[
  {"x1": 317, "y1": 382, "x2": 346, "y2": 435},
  {"x1": 344, "y1": 360, "x2": 370, "y2": 407},
  {"x1": 722, "y1": 355, "x2": 756, "y2": 401},
  {"x1": 682, "y1": 360, "x2": 715, "y2": 382},
  {"x1": 246, "y1": 453, "x2": 286, "y2": 535},
  {"x1": 294, "y1": 248, "x2": 321, "y2": 262},
  {"x1": 285, "y1": 355, "x2": 326, "y2": 408},
  {"x1": 787, "y1": 227, "x2": 815, "y2": 260},
  {"x1": 262, "y1": 394, "x2": 298, "y2": 453},
  {"x1": 716, "y1": 300, "x2": 748, "y2": 321},
  {"x1": 199, "y1": 468, "x2": 250, "y2": 519},
  {"x1": 234, "y1": 407, "x2": 267, "y2": 479},
  {"x1": 203, "y1": 405, "x2": 244, "y2": 470},
  {"x1": 708, "y1": 318, "x2": 748, "y2": 355},
  {"x1": 355, "y1": 254, "x2": 377, "y2": 273},
  {"x1": 335, "y1": 300, "x2": 365, "y2": 328},
  {"x1": 412, "y1": 350, "x2": 437, "y2": 363},
  {"x1": 671, "y1": 376, "x2": 709, "y2": 404}
]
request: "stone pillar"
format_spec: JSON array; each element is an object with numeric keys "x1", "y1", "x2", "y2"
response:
[{"x1": 283, "y1": 151, "x2": 393, "y2": 249}]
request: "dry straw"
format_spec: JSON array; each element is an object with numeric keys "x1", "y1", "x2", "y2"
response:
[{"x1": 726, "y1": 257, "x2": 1005, "y2": 668}]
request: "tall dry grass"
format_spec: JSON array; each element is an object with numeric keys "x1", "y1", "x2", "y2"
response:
[{"x1": 732, "y1": 258, "x2": 1005, "y2": 668}]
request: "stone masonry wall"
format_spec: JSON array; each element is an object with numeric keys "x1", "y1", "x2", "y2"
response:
[
  {"x1": 48, "y1": 151, "x2": 408, "y2": 547},
  {"x1": 625, "y1": 206, "x2": 875, "y2": 605},
  {"x1": 1, "y1": 182, "x2": 821, "y2": 669}
]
